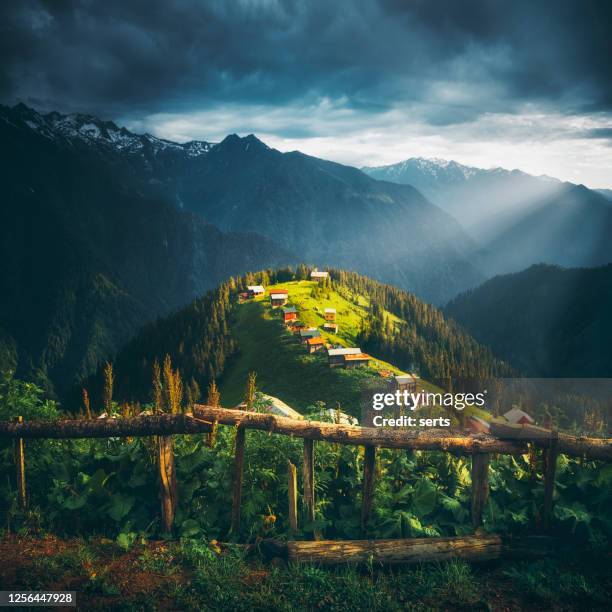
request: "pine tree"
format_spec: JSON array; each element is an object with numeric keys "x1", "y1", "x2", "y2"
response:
[
  {"x1": 207, "y1": 379, "x2": 221, "y2": 407},
  {"x1": 163, "y1": 354, "x2": 183, "y2": 414},
  {"x1": 186, "y1": 377, "x2": 201, "y2": 409},
  {"x1": 103, "y1": 362, "x2": 114, "y2": 415},
  {"x1": 152, "y1": 358, "x2": 163, "y2": 413}
]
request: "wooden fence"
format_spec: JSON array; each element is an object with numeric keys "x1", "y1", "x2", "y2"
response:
[{"x1": 1, "y1": 406, "x2": 610, "y2": 564}]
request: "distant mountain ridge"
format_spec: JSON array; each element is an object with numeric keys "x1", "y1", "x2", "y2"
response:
[
  {"x1": 445, "y1": 264, "x2": 612, "y2": 377},
  {"x1": 4, "y1": 104, "x2": 484, "y2": 306},
  {"x1": 363, "y1": 156, "x2": 612, "y2": 276}
]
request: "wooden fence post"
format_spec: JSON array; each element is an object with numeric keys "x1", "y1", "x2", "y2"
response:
[
  {"x1": 231, "y1": 426, "x2": 246, "y2": 534},
  {"x1": 361, "y1": 446, "x2": 376, "y2": 532},
  {"x1": 303, "y1": 438, "x2": 318, "y2": 538},
  {"x1": 14, "y1": 416, "x2": 26, "y2": 510},
  {"x1": 471, "y1": 452, "x2": 490, "y2": 529},
  {"x1": 158, "y1": 435, "x2": 177, "y2": 533},
  {"x1": 287, "y1": 461, "x2": 298, "y2": 534},
  {"x1": 542, "y1": 431, "x2": 559, "y2": 531}
]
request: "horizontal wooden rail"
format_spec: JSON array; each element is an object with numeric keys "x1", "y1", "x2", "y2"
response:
[
  {"x1": 1, "y1": 406, "x2": 609, "y2": 460},
  {"x1": 489, "y1": 422, "x2": 612, "y2": 461},
  {"x1": 194, "y1": 405, "x2": 527, "y2": 454},
  {"x1": 0, "y1": 414, "x2": 212, "y2": 439}
]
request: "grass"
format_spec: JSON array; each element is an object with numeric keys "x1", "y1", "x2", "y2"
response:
[
  {"x1": 2, "y1": 535, "x2": 610, "y2": 611},
  {"x1": 220, "y1": 280, "x2": 458, "y2": 418}
]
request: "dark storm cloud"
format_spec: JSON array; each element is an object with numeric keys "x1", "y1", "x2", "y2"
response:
[{"x1": 0, "y1": 0, "x2": 611, "y2": 121}]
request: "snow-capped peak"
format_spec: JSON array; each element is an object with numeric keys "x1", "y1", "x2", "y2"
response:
[{"x1": 3, "y1": 103, "x2": 215, "y2": 159}]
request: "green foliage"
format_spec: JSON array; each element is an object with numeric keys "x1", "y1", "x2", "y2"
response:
[{"x1": 1, "y1": 373, "x2": 611, "y2": 547}]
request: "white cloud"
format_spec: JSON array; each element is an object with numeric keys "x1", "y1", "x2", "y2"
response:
[{"x1": 125, "y1": 98, "x2": 612, "y2": 188}]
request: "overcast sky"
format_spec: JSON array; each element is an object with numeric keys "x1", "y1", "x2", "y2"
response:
[{"x1": 2, "y1": 0, "x2": 611, "y2": 187}]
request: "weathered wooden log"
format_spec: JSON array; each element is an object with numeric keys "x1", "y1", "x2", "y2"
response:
[
  {"x1": 542, "y1": 432, "x2": 559, "y2": 530},
  {"x1": 158, "y1": 435, "x2": 177, "y2": 533},
  {"x1": 303, "y1": 439, "x2": 315, "y2": 529},
  {"x1": 0, "y1": 414, "x2": 212, "y2": 439},
  {"x1": 193, "y1": 405, "x2": 527, "y2": 455},
  {"x1": 490, "y1": 421, "x2": 612, "y2": 461},
  {"x1": 286, "y1": 535, "x2": 503, "y2": 564},
  {"x1": 14, "y1": 416, "x2": 26, "y2": 509},
  {"x1": 471, "y1": 453, "x2": 490, "y2": 529},
  {"x1": 231, "y1": 426, "x2": 246, "y2": 534},
  {"x1": 361, "y1": 446, "x2": 376, "y2": 532},
  {"x1": 287, "y1": 461, "x2": 298, "y2": 533}
]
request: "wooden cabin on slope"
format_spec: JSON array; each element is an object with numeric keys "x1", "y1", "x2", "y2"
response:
[
  {"x1": 392, "y1": 374, "x2": 419, "y2": 393},
  {"x1": 306, "y1": 336, "x2": 325, "y2": 353},
  {"x1": 270, "y1": 289, "x2": 289, "y2": 308},
  {"x1": 323, "y1": 322, "x2": 338, "y2": 333},
  {"x1": 503, "y1": 408, "x2": 535, "y2": 425},
  {"x1": 310, "y1": 269, "x2": 329, "y2": 282},
  {"x1": 247, "y1": 285, "x2": 265, "y2": 297},
  {"x1": 327, "y1": 347, "x2": 362, "y2": 368},
  {"x1": 299, "y1": 328, "x2": 321, "y2": 343},
  {"x1": 282, "y1": 306, "x2": 297, "y2": 324},
  {"x1": 324, "y1": 308, "x2": 336, "y2": 322},
  {"x1": 343, "y1": 353, "x2": 371, "y2": 369}
]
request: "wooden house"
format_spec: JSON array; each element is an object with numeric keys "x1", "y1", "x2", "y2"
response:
[
  {"x1": 327, "y1": 347, "x2": 362, "y2": 368},
  {"x1": 392, "y1": 374, "x2": 418, "y2": 393},
  {"x1": 291, "y1": 321, "x2": 307, "y2": 335},
  {"x1": 299, "y1": 328, "x2": 321, "y2": 343},
  {"x1": 247, "y1": 285, "x2": 265, "y2": 298},
  {"x1": 503, "y1": 408, "x2": 535, "y2": 425},
  {"x1": 324, "y1": 308, "x2": 336, "y2": 322},
  {"x1": 323, "y1": 322, "x2": 338, "y2": 333},
  {"x1": 343, "y1": 353, "x2": 371, "y2": 369},
  {"x1": 306, "y1": 336, "x2": 325, "y2": 353},
  {"x1": 238, "y1": 292, "x2": 250, "y2": 303},
  {"x1": 310, "y1": 269, "x2": 329, "y2": 282},
  {"x1": 282, "y1": 306, "x2": 297, "y2": 324},
  {"x1": 270, "y1": 289, "x2": 289, "y2": 308}
]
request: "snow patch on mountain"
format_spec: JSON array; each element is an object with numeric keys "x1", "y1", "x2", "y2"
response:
[{"x1": 5, "y1": 103, "x2": 215, "y2": 159}]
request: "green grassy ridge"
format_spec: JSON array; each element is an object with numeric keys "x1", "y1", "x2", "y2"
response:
[{"x1": 220, "y1": 280, "x2": 437, "y2": 414}]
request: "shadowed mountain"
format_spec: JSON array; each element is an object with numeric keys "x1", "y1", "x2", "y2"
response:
[
  {"x1": 0, "y1": 104, "x2": 295, "y2": 397},
  {"x1": 445, "y1": 264, "x2": 612, "y2": 377},
  {"x1": 175, "y1": 134, "x2": 483, "y2": 303},
  {"x1": 478, "y1": 185, "x2": 612, "y2": 276}
]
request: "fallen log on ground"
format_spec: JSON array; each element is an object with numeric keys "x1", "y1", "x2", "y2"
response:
[
  {"x1": 0, "y1": 414, "x2": 212, "y2": 439},
  {"x1": 276, "y1": 534, "x2": 559, "y2": 565},
  {"x1": 193, "y1": 405, "x2": 526, "y2": 454}
]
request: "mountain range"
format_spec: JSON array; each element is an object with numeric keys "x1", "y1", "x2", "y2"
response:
[
  {"x1": 363, "y1": 158, "x2": 612, "y2": 276},
  {"x1": 3, "y1": 102, "x2": 612, "y2": 397},
  {"x1": 0, "y1": 104, "x2": 294, "y2": 397}
]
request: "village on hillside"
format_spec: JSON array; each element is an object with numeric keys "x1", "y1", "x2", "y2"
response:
[{"x1": 237, "y1": 270, "x2": 535, "y2": 432}]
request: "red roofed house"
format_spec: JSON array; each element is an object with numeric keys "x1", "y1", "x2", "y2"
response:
[
  {"x1": 270, "y1": 289, "x2": 289, "y2": 308},
  {"x1": 282, "y1": 306, "x2": 297, "y2": 324},
  {"x1": 306, "y1": 336, "x2": 325, "y2": 353},
  {"x1": 503, "y1": 408, "x2": 535, "y2": 425}
]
